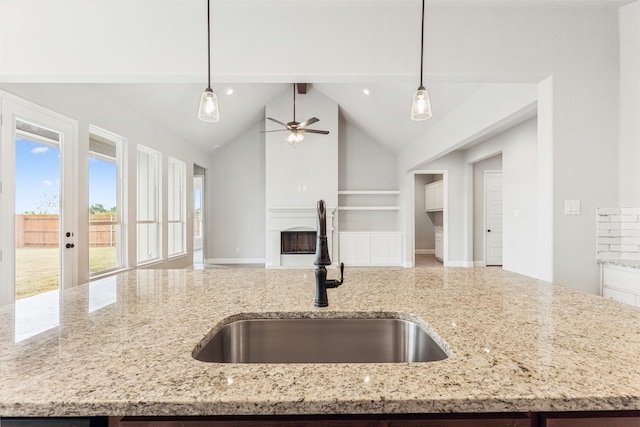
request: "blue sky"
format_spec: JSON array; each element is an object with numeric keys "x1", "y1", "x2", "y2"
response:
[{"x1": 15, "y1": 138, "x2": 116, "y2": 214}]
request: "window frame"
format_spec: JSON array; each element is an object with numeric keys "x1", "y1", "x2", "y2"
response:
[
  {"x1": 88, "y1": 125, "x2": 125, "y2": 277},
  {"x1": 136, "y1": 145, "x2": 161, "y2": 265},
  {"x1": 167, "y1": 157, "x2": 186, "y2": 257}
]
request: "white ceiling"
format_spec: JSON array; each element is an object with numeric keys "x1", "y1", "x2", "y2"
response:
[
  {"x1": 2, "y1": 0, "x2": 633, "y2": 154},
  {"x1": 94, "y1": 82, "x2": 484, "y2": 154}
]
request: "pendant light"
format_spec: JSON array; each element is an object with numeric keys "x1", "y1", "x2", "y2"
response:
[
  {"x1": 198, "y1": 0, "x2": 220, "y2": 122},
  {"x1": 410, "y1": 0, "x2": 432, "y2": 121}
]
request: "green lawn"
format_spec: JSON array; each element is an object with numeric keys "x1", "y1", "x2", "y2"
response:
[{"x1": 16, "y1": 246, "x2": 117, "y2": 300}]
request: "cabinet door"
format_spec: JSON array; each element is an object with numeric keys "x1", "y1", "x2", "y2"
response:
[
  {"x1": 388, "y1": 233, "x2": 402, "y2": 264},
  {"x1": 339, "y1": 233, "x2": 356, "y2": 265},
  {"x1": 425, "y1": 185, "x2": 433, "y2": 212},
  {"x1": 603, "y1": 287, "x2": 636, "y2": 306},
  {"x1": 370, "y1": 233, "x2": 402, "y2": 265},
  {"x1": 433, "y1": 181, "x2": 443, "y2": 210},
  {"x1": 435, "y1": 231, "x2": 443, "y2": 261},
  {"x1": 354, "y1": 233, "x2": 371, "y2": 265},
  {"x1": 370, "y1": 234, "x2": 389, "y2": 264}
]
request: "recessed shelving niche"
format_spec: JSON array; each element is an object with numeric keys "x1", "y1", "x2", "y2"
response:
[{"x1": 337, "y1": 190, "x2": 400, "y2": 232}]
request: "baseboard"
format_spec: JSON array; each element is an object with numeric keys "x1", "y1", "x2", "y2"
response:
[
  {"x1": 444, "y1": 261, "x2": 474, "y2": 267},
  {"x1": 415, "y1": 249, "x2": 435, "y2": 255},
  {"x1": 474, "y1": 261, "x2": 487, "y2": 267},
  {"x1": 206, "y1": 258, "x2": 265, "y2": 265}
]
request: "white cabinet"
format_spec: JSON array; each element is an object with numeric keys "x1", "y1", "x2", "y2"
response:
[
  {"x1": 339, "y1": 232, "x2": 371, "y2": 265},
  {"x1": 601, "y1": 264, "x2": 640, "y2": 307},
  {"x1": 425, "y1": 181, "x2": 444, "y2": 212},
  {"x1": 339, "y1": 232, "x2": 402, "y2": 266},
  {"x1": 434, "y1": 229, "x2": 443, "y2": 261}
]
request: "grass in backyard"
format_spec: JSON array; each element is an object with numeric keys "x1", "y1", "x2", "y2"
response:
[{"x1": 15, "y1": 246, "x2": 117, "y2": 300}]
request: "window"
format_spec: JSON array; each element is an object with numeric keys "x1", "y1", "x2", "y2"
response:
[
  {"x1": 137, "y1": 145, "x2": 160, "y2": 264},
  {"x1": 167, "y1": 157, "x2": 186, "y2": 256},
  {"x1": 88, "y1": 126, "x2": 124, "y2": 275}
]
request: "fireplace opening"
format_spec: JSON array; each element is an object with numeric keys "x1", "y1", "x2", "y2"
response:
[{"x1": 281, "y1": 231, "x2": 316, "y2": 255}]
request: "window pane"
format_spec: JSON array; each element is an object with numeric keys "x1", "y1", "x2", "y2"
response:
[
  {"x1": 168, "y1": 157, "x2": 185, "y2": 256},
  {"x1": 168, "y1": 223, "x2": 183, "y2": 256},
  {"x1": 89, "y1": 127, "x2": 122, "y2": 275},
  {"x1": 136, "y1": 146, "x2": 160, "y2": 263},
  {"x1": 137, "y1": 223, "x2": 157, "y2": 263}
]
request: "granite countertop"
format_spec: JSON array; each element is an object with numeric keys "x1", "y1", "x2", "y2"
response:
[{"x1": 1, "y1": 267, "x2": 640, "y2": 417}]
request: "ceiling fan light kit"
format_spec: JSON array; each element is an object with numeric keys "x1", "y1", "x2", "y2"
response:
[
  {"x1": 411, "y1": 0, "x2": 432, "y2": 121},
  {"x1": 198, "y1": 0, "x2": 220, "y2": 123},
  {"x1": 263, "y1": 83, "x2": 330, "y2": 146}
]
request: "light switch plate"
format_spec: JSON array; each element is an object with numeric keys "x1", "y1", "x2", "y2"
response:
[{"x1": 564, "y1": 200, "x2": 581, "y2": 215}]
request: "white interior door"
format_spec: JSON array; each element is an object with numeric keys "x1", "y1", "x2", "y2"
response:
[
  {"x1": 0, "y1": 93, "x2": 77, "y2": 306},
  {"x1": 484, "y1": 171, "x2": 503, "y2": 266}
]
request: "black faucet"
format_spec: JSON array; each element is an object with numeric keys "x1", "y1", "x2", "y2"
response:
[{"x1": 314, "y1": 200, "x2": 344, "y2": 307}]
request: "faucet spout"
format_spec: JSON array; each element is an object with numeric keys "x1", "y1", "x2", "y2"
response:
[
  {"x1": 314, "y1": 200, "x2": 331, "y2": 266},
  {"x1": 314, "y1": 199, "x2": 345, "y2": 307}
]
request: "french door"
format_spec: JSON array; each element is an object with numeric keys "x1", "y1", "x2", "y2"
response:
[{"x1": 0, "y1": 93, "x2": 77, "y2": 306}]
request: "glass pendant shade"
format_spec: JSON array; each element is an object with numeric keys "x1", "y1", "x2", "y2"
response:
[
  {"x1": 287, "y1": 131, "x2": 304, "y2": 145},
  {"x1": 198, "y1": 88, "x2": 220, "y2": 123},
  {"x1": 410, "y1": 87, "x2": 432, "y2": 121}
]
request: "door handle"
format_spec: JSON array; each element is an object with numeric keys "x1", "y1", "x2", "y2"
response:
[{"x1": 65, "y1": 243, "x2": 75, "y2": 249}]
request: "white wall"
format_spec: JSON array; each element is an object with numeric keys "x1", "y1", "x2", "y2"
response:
[
  {"x1": 338, "y1": 113, "x2": 396, "y2": 191},
  {"x1": 209, "y1": 122, "x2": 265, "y2": 262},
  {"x1": 399, "y1": 7, "x2": 620, "y2": 294},
  {"x1": 1, "y1": 83, "x2": 210, "y2": 283},
  {"x1": 472, "y1": 155, "x2": 503, "y2": 263},
  {"x1": 465, "y1": 119, "x2": 540, "y2": 279},
  {"x1": 618, "y1": 2, "x2": 640, "y2": 206},
  {"x1": 265, "y1": 88, "x2": 338, "y2": 209}
]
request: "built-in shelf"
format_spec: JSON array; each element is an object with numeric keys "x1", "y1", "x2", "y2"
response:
[
  {"x1": 338, "y1": 190, "x2": 400, "y2": 210},
  {"x1": 337, "y1": 206, "x2": 400, "y2": 211},
  {"x1": 337, "y1": 190, "x2": 401, "y2": 232},
  {"x1": 338, "y1": 190, "x2": 400, "y2": 195}
]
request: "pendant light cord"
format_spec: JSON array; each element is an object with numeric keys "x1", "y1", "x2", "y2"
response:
[
  {"x1": 206, "y1": 0, "x2": 211, "y2": 90},
  {"x1": 419, "y1": 0, "x2": 425, "y2": 89}
]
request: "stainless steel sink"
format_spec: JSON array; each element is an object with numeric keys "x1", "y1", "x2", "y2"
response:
[{"x1": 193, "y1": 317, "x2": 449, "y2": 363}]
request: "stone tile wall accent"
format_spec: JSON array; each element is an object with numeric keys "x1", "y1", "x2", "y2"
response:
[{"x1": 597, "y1": 207, "x2": 640, "y2": 260}]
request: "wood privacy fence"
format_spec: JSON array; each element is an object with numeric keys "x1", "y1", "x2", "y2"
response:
[{"x1": 15, "y1": 214, "x2": 117, "y2": 248}]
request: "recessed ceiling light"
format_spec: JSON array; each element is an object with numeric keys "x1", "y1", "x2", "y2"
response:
[
  {"x1": 226, "y1": 88, "x2": 234, "y2": 95},
  {"x1": 362, "y1": 88, "x2": 371, "y2": 95}
]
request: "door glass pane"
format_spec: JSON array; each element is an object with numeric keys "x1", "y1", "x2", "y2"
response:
[{"x1": 14, "y1": 124, "x2": 61, "y2": 300}]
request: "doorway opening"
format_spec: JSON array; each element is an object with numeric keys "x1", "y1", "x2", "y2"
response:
[
  {"x1": 411, "y1": 171, "x2": 447, "y2": 268},
  {"x1": 471, "y1": 155, "x2": 503, "y2": 266},
  {"x1": 193, "y1": 165, "x2": 206, "y2": 267}
]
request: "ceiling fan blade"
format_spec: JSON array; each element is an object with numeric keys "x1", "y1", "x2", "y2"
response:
[
  {"x1": 298, "y1": 117, "x2": 319, "y2": 128},
  {"x1": 300, "y1": 129, "x2": 330, "y2": 135},
  {"x1": 259, "y1": 129, "x2": 288, "y2": 133},
  {"x1": 266, "y1": 117, "x2": 287, "y2": 127}
]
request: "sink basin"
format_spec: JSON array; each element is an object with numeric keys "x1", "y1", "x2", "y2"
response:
[{"x1": 193, "y1": 316, "x2": 449, "y2": 363}]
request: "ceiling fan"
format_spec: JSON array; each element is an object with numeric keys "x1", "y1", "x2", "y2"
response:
[{"x1": 262, "y1": 83, "x2": 330, "y2": 145}]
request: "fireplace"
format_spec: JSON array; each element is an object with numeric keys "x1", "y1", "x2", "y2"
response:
[
  {"x1": 281, "y1": 231, "x2": 316, "y2": 255},
  {"x1": 266, "y1": 206, "x2": 335, "y2": 268}
]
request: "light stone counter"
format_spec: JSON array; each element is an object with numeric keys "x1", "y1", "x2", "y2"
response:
[{"x1": 1, "y1": 267, "x2": 640, "y2": 417}]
